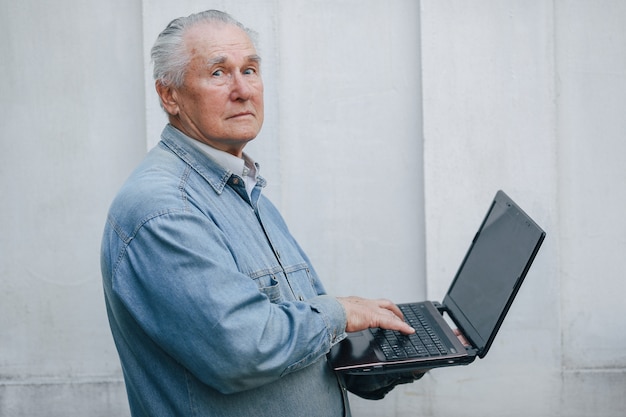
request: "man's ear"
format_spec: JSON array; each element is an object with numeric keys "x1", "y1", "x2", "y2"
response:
[{"x1": 155, "y1": 81, "x2": 180, "y2": 116}]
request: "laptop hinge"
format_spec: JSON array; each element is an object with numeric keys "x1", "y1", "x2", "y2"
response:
[
  {"x1": 432, "y1": 301, "x2": 447, "y2": 314},
  {"x1": 432, "y1": 301, "x2": 478, "y2": 355}
]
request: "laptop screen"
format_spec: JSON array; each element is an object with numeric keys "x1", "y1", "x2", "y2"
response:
[{"x1": 443, "y1": 191, "x2": 545, "y2": 357}]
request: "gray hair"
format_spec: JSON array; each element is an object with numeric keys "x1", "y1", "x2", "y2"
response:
[{"x1": 151, "y1": 10, "x2": 257, "y2": 88}]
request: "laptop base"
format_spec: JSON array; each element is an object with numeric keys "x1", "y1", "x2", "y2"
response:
[{"x1": 330, "y1": 301, "x2": 477, "y2": 375}]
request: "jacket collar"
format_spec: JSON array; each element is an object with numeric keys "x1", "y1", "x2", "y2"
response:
[{"x1": 159, "y1": 124, "x2": 266, "y2": 195}]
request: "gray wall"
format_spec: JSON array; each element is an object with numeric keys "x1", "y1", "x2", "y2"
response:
[
  {"x1": 1, "y1": 1, "x2": 624, "y2": 416},
  {"x1": 1, "y1": 0, "x2": 144, "y2": 416}
]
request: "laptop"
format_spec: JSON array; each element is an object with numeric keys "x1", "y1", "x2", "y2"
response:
[{"x1": 329, "y1": 190, "x2": 546, "y2": 375}]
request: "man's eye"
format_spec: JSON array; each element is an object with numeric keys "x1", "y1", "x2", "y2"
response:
[
  {"x1": 243, "y1": 68, "x2": 257, "y2": 75},
  {"x1": 212, "y1": 69, "x2": 224, "y2": 77}
]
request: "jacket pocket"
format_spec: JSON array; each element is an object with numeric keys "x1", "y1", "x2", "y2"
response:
[
  {"x1": 282, "y1": 263, "x2": 318, "y2": 301},
  {"x1": 252, "y1": 273, "x2": 282, "y2": 303}
]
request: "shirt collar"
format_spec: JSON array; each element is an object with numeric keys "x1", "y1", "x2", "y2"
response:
[
  {"x1": 166, "y1": 126, "x2": 262, "y2": 201},
  {"x1": 175, "y1": 128, "x2": 260, "y2": 182}
]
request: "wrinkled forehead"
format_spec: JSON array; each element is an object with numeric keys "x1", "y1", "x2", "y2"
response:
[{"x1": 184, "y1": 22, "x2": 258, "y2": 60}]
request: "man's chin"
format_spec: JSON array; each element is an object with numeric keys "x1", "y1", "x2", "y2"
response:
[{"x1": 228, "y1": 126, "x2": 262, "y2": 143}]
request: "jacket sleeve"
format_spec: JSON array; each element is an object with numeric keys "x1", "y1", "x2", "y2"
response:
[{"x1": 108, "y1": 209, "x2": 347, "y2": 394}]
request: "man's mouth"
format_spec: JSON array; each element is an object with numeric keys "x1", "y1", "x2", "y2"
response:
[{"x1": 228, "y1": 112, "x2": 254, "y2": 119}]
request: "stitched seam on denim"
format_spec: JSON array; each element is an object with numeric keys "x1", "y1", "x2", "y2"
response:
[
  {"x1": 183, "y1": 369, "x2": 198, "y2": 417},
  {"x1": 247, "y1": 265, "x2": 284, "y2": 279},
  {"x1": 281, "y1": 262, "x2": 309, "y2": 274},
  {"x1": 310, "y1": 297, "x2": 347, "y2": 346},
  {"x1": 109, "y1": 208, "x2": 186, "y2": 281},
  {"x1": 179, "y1": 164, "x2": 191, "y2": 211},
  {"x1": 160, "y1": 137, "x2": 230, "y2": 195}
]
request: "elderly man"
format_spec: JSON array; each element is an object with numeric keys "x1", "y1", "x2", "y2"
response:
[{"x1": 101, "y1": 10, "x2": 420, "y2": 417}]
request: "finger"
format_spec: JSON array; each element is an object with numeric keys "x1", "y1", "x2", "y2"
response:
[
  {"x1": 384, "y1": 303, "x2": 405, "y2": 321},
  {"x1": 374, "y1": 298, "x2": 405, "y2": 320},
  {"x1": 376, "y1": 310, "x2": 415, "y2": 335},
  {"x1": 453, "y1": 329, "x2": 470, "y2": 346}
]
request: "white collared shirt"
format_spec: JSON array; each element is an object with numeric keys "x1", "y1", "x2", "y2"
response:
[{"x1": 182, "y1": 136, "x2": 260, "y2": 198}]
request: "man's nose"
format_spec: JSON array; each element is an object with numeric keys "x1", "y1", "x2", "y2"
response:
[{"x1": 229, "y1": 72, "x2": 253, "y2": 101}]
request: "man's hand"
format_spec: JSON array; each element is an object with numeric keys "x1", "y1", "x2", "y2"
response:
[
  {"x1": 453, "y1": 328, "x2": 471, "y2": 347},
  {"x1": 337, "y1": 296, "x2": 415, "y2": 335}
]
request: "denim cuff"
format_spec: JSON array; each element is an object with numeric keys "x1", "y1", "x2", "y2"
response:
[{"x1": 309, "y1": 295, "x2": 347, "y2": 346}]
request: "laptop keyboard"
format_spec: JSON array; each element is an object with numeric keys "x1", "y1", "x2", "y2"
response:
[{"x1": 371, "y1": 304, "x2": 450, "y2": 360}]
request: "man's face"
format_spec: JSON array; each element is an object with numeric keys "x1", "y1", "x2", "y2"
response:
[{"x1": 158, "y1": 22, "x2": 264, "y2": 157}]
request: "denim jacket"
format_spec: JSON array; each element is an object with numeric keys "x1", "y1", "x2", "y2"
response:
[{"x1": 101, "y1": 125, "x2": 351, "y2": 416}]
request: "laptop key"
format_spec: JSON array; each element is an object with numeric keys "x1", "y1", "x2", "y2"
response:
[{"x1": 370, "y1": 304, "x2": 453, "y2": 359}]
